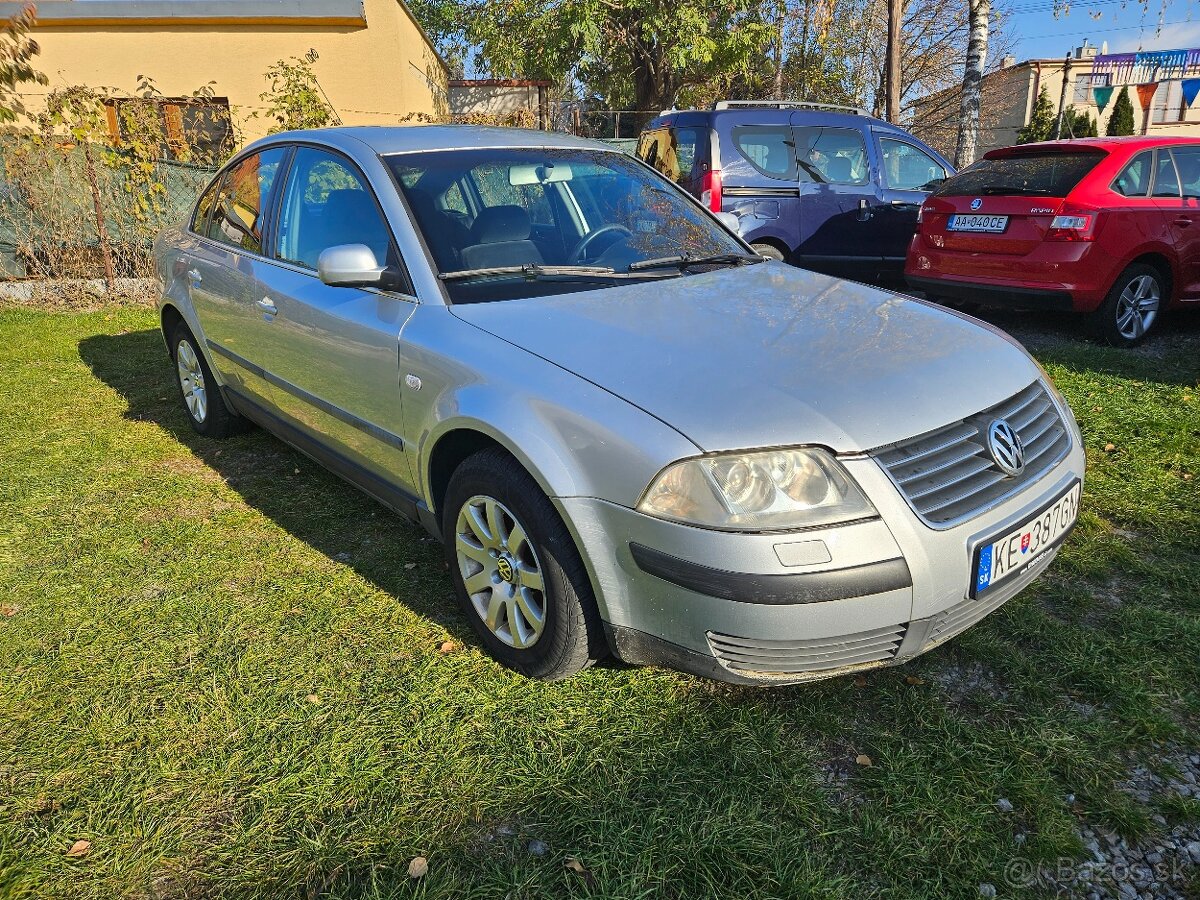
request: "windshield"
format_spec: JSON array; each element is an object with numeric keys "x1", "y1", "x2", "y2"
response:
[
  {"x1": 385, "y1": 148, "x2": 751, "y2": 303},
  {"x1": 933, "y1": 151, "x2": 1104, "y2": 198}
]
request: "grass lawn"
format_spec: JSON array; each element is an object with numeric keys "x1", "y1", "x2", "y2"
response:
[{"x1": 0, "y1": 300, "x2": 1197, "y2": 900}]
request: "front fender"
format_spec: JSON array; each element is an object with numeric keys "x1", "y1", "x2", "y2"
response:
[{"x1": 403, "y1": 306, "x2": 700, "y2": 510}]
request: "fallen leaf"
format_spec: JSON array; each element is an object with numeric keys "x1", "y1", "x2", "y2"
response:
[
  {"x1": 904, "y1": 675, "x2": 925, "y2": 686},
  {"x1": 438, "y1": 640, "x2": 459, "y2": 654},
  {"x1": 855, "y1": 754, "x2": 873, "y2": 767},
  {"x1": 293, "y1": 468, "x2": 300, "y2": 474},
  {"x1": 407, "y1": 856, "x2": 428, "y2": 879},
  {"x1": 405, "y1": 563, "x2": 417, "y2": 570},
  {"x1": 306, "y1": 694, "x2": 321, "y2": 705},
  {"x1": 565, "y1": 857, "x2": 587, "y2": 874},
  {"x1": 853, "y1": 675, "x2": 867, "y2": 687},
  {"x1": 0, "y1": 604, "x2": 18, "y2": 617},
  {"x1": 65, "y1": 839, "x2": 91, "y2": 858},
  {"x1": 1103, "y1": 442, "x2": 1116, "y2": 452}
]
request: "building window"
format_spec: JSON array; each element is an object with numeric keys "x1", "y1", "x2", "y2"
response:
[
  {"x1": 1073, "y1": 72, "x2": 1110, "y2": 104},
  {"x1": 1150, "y1": 80, "x2": 1187, "y2": 124},
  {"x1": 104, "y1": 97, "x2": 234, "y2": 165}
]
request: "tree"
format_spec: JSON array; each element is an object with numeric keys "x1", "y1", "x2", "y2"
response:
[
  {"x1": 885, "y1": 0, "x2": 903, "y2": 122},
  {"x1": 1017, "y1": 86, "x2": 1054, "y2": 143},
  {"x1": 0, "y1": 2, "x2": 47, "y2": 123},
  {"x1": 953, "y1": 0, "x2": 989, "y2": 168},
  {"x1": 1061, "y1": 106, "x2": 1096, "y2": 138},
  {"x1": 257, "y1": 54, "x2": 339, "y2": 133},
  {"x1": 1106, "y1": 87, "x2": 1134, "y2": 136}
]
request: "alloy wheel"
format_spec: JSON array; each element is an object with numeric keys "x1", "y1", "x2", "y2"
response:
[
  {"x1": 1114, "y1": 274, "x2": 1160, "y2": 341},
  {"x1": 176, "y1": 339, "x2": 208, "y2": 423},
  {"x1": 454, "y1": 495, "x2": 546, "y2": 649}
]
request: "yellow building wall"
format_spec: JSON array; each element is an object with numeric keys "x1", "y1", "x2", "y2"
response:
[{"x1": 18, "y1": 0, "x2": 448, "y2": 143}]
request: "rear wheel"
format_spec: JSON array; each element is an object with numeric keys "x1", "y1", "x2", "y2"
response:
[
  {"x1": 1090, "y1": 263, "x2": 1164, "y2": 347},
  {"x1": 443, "y1": 448, "x2": 605, "y2": 680},
  {"x1": 171, "y1": 323, "x2": 244, "y2": 438},
  {"x1": 751, "y1": 242, "x2": 786, "y2": 263}
]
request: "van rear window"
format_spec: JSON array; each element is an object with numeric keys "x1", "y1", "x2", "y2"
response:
[{"x1": 934, "y1": 151, "x2": 1104, "y2": 198}]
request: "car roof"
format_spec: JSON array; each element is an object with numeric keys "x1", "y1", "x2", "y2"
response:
[
  {"x1": 243, "y1": 125, "x2": 620, "y2": 158},
  {"x1": 986, "y1": 136, "x2": 1200, "y2": 157},
  {"x1": 645, "y1": 107, "x2": 908, "y2": 134}
]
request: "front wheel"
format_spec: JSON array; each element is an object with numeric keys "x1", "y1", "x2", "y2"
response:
[
  {"x1": 1090, "y1": 264, "x2": 1165, "y2": 347},
  {"x1": 443, "y1": 448, "x2": 605, "y2": 680},
  {"x1": 751, "y1": 242, "x2": 786, "y2": 263}
]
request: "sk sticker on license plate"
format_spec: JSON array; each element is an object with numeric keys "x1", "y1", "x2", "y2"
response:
[{"x1": 972, "y1": 481, "x2": 1080, "y2": 597}]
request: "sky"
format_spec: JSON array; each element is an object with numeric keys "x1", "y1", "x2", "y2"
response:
[{"x1": 1003, "y1": 0, "x2": 1199, "y2": 61}]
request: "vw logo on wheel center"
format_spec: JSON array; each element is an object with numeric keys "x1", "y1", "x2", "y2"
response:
[
  {"x1": 987, "y1": 419, "x2": 1025, "y2": 476},
  {"x1": 970, "y1": 197, "x2": 983, "y2": 210}
]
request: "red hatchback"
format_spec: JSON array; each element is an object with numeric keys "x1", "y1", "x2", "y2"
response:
[{"x1": 906, "y1": 137, "x2": 1200, "y2": 346}]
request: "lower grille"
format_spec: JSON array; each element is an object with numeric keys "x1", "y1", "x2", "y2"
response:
[
  {"x1": 707, "y1": 623, "x2": 906, "y2": 677},
  {"x1": 872, "y1": 380, "x2": 1070, "y2": 528}
]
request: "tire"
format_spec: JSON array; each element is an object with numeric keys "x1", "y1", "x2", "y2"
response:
[
  {"x1": 1089, "y1": 263, "x2": 1165, "y2": 347},
  {"x1": 170, "y1": 322, "x2": 244, "y2": 438},
  {"x1": 442, "y1": 447, "x2": 605, "y2": 680},
  {"x1": 751, "y1": 242, "x2": 786, "y2": 263}
]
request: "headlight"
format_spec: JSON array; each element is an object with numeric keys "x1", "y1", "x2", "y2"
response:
[{"x1": 638, "y1": 447, "x2": 877, "y2": 531}]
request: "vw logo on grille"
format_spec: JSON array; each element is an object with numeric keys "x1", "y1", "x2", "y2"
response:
[
  {"x1": 970, "y1": 197, "x2": 983, "y2": 210},
  {"x1": 987, "y1": 418, "x2": 1025, "y2": 476}
]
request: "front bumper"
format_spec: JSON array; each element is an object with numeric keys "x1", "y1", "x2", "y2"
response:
[{"x1": 556, "y1": 427, "x2": 1085, "y2": 686}]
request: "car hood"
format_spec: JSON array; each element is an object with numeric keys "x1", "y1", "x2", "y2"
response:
[{"x1": 451, "y1": 263, "x2": 1042, "y2": 453}]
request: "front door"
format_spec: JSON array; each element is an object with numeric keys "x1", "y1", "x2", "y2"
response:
[
  {"x1": 874, "y1": 135, "x2": 950, "y2": 267},
  {"x1": 254, "y1": 145, "x2": 420, "y2": 501},
  {"x1": 790, "y1": 121, "x2": 883, "y2": 276}
]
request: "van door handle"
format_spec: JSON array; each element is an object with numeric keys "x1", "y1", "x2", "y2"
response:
[
  {"x1": 1173, "y1": 216, "x2": 1192, "y2": 227},
  {"x1": 857, "y1": 198, "x2": 873, "y2": 221},
  {"x1": 256, "y1": 297, "x2": 278, "y2": 315}
]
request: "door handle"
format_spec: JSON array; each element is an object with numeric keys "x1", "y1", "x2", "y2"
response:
[
  {"x1": 256, "y1": 297, "x2": 278, "y2": 316},
  {"x1": 857, "y1": 198, "x2": 873, "y2": 221},
  {"x1": 890, "y1": 200, "x2": 920, "y2": 211},
  {"x1": 1173, "y1": 216, "x2": 1192, "y2": 227}
]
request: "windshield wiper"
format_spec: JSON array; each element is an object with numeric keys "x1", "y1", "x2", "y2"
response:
[
  {"x1": 440, "y1": 264, "x2": 619, "y2": 282},
  {"x1": 628, "y1": 252, "x2": 763, "y2": 272}
]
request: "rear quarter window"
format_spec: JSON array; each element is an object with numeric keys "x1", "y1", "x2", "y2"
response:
[
  {"x1": 935, "y1": 151, "x2": 1104, "y2": 198},
  {"x1": 1112, "y1": 151, "x2": 1152, "y2": 197}
]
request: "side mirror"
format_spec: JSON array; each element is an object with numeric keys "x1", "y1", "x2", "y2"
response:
[
  {"x1": 714, "y1": 211, "x2": 740, "y2": 233},
  {"x1": 317, "y1": 244, "x2": 387, "y2": 288}
]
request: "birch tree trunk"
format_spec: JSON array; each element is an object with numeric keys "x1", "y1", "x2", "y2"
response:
[{"x1": 953, "y1": 0, "x2": 990, "y2": 168}]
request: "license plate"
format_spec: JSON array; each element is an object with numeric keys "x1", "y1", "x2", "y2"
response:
[
  {"x1": 971, "y1": 481, "x2": 1080, "y2": 597},
  {"x1": 948, "y1": 214, "x2": 1009, "y2": 233}
]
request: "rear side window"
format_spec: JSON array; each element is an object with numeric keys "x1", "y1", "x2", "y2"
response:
[
  {"x1": 934, "y1": 151, "x2": 1103, "y2": 198},
  {"x1": 879, "y1": 138, "x2": 947, "y2": 191},
  {"x1": 204, "y1": 147, "x2": 287, "y2": 253},
  {"x1": 793, "y1": 126, "x2": 869, "y2": 185},
  {"x1": 732, "y1": 125, "x2": 795, "y2": 179},
  {"x1": 1112, "y1": 151, "x2": 1152, "y2": 197},
  {"x1": 637, "y1": 126, "x2": 704, "y2": 182},
  {"x1": 1152, "y1": 150, "x2": 1181, "y2": 198}
]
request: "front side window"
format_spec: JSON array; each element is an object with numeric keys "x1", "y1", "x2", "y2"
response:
[
  {"x1": 388, "y1": 148, "x2": 752, "y2": 303},
  {"x1": 203, "y1": 147, "x2": 287, "y2": 253},
  {"x1": 1112, "y1": 151, "x2": 1152, "y2": 197},
  {"x1": 1152, "y1": 150, "x2": 1181, "y2": 199},
  {"x1": 732, "y1": 126, "x2": 795, "y2": 179},
  {"x1": 275, "y1": 147, "x2": 394, "y2": 270},
  {"x1": 793, "y1": 126, "x2": 869, "y2": 185},
  {"x1": 878, "y1": 138, "x2": 946, "y2": 191}
]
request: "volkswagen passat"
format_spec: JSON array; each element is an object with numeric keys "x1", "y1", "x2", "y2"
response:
[{"x1": 154, "y1": 127, "x2": 1085, "y2": 684}]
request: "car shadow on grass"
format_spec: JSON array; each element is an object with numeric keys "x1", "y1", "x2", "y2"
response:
[{"x1": 78, "y1": 326, "x2": 478, "y2": 641}]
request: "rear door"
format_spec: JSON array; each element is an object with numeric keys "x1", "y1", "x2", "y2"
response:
[
  {"x1": 1155, "y1": 145, "x2": 1200, "y2": 299},
  {"x1": 185, "y1": 146, "x2": 289, "y2": 409},
  {"x1": 874, "y1": 135, "x2": 951, "y2": 265},
  {"x1": 789, "y1": 121, "x2": 882, "y2": 272}
]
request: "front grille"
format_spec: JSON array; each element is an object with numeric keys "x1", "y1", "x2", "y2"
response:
[
  {"x1": 707, "y1": 623, "x2": 906, "y2": 678},
  {"x1": 872, "y1": 381, "x2": 1070, "y2": 528}
]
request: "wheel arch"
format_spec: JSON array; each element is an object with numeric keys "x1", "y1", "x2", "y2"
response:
[
  {"x1": 160, "y1": 303, "x2": 185, "y2": 355},
  {"x1": 1124, "y1": 251, "x2": 1175, "y2": 303}
]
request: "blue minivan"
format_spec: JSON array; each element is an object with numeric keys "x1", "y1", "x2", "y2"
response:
[{"x1": 637, "y1": 101, "x2": 954, "y2": 277}]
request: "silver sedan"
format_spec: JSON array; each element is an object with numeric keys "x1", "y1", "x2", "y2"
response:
[{"x1": 154, "y1": 126, "x2": 1085, "y2": 684}]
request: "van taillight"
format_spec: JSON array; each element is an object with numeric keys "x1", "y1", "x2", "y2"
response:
[
  {"x1": 1045, "y1": 206, "x2": 1097, "y2": 241},
  {"x1": 700, "y1": 169, "x2": 723, "y2": 212}
]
